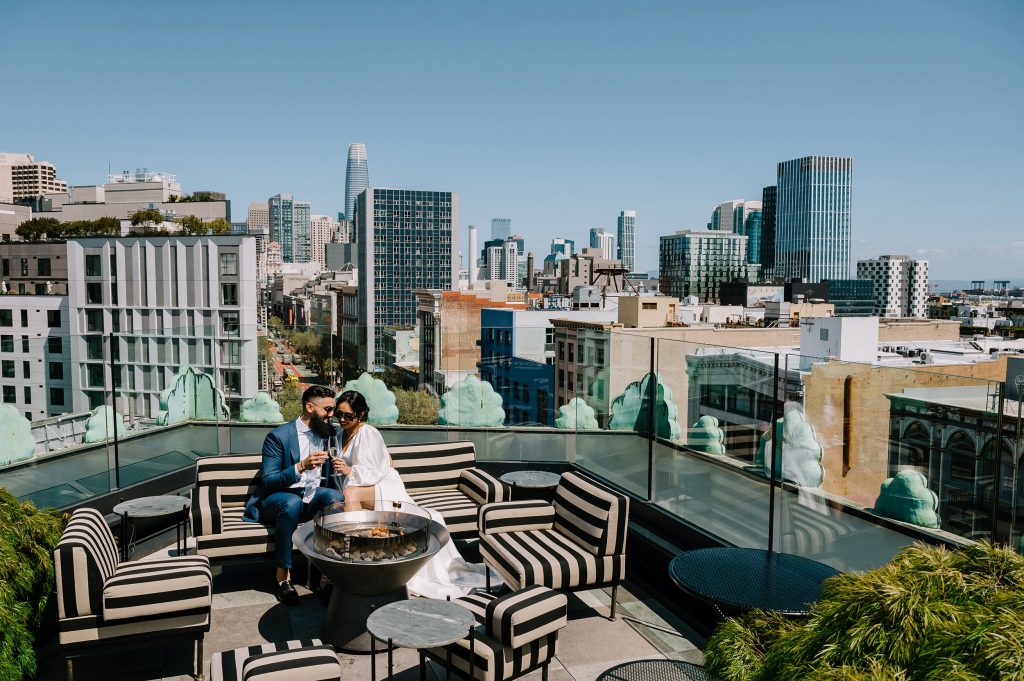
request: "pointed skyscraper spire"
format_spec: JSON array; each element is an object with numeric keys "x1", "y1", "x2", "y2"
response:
[{"x1": 345, "y1": 143, "x2": 369, "y2": 220}]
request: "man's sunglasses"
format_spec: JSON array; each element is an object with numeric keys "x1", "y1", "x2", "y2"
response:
[{"x1": 317, "y1": 404, "x2": 336, "y2": 414}]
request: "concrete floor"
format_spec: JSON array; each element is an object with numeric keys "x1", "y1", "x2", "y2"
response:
[{"x1": 37, "y1": 535, "x2": 705, "y2": 681}]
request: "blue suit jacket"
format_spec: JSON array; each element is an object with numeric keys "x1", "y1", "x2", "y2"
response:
[{"x1": 244, "y1": 419, "x2": 340, "y2": 523}]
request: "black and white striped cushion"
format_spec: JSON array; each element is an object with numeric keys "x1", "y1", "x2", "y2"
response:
[
  {"x1": 54, "y1": 508, "x2": 120, "y2": 619},
  {"x1": 102, "y1": 555, "x2": 212, "y2": 621},
  {"x1": 480, "y1": 528, "x2": 625, "y2": 591},
  {"x1": 485, "y1": 585, "x2": 568, "y2": 649},
  {"x1": 479, "y1": 500, "x2": 555, "y2": 534},
  {"x1": 192, "y1": 455, "x2": 276, "y2": 560},
  {"x1": 424, "y1": 591, "x2": 561, "y2": 681},
  {"x1": 552, "y1": 472, "x2": 629, "y2": 556},
  {"x1": 242, "y1": 645, "x2": 340, "y2": 681},
  {"x1": 389, "y1": 441, "x2": 477, "y2": 491},
  {"x1": 195, "y1": 505, "x2": 275, "y2": 560},
  {"x1": 210, "y1": 639, "x2": 329, "y2": 681},
  {"x1": 459, "y1": 469, "x2": 510, "y2": 506},
  {"x1": 408, "y1": 488, "x2": 479, "y2": 539}
]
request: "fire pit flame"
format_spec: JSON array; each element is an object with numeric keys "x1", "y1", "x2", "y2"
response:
[{"x1": 312, "y1": 508, "x2": 430, "y2": 563}]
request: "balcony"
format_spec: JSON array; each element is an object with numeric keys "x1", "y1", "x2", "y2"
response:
[{"x1": 2, "y1": 326, "x2": 1021, "y2": 680}]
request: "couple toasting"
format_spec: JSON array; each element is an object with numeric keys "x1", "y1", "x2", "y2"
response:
[{"x1": 243, "y1": 384, "x2": 482, "y2": 605}]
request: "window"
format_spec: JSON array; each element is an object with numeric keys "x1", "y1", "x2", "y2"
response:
[
  {"x1": 86, "y1": 283, "x2": 103, "y2": 304},
  {"x1": 49, "y1": 362, "x2": 63, "y2": 380},
  {"x1": 86, "y1": 336, "x2": 103, "y2": 360},
  {"x1": 85, "y1": 254, "x2": 102, "y2": 276},
  {"x1": 21, "y1": 336, "x2": 28, "y2": 352},
  {"x1": 49, "y1": 388, "x2": 64, "y2": 406},
  {"x1": 47, "y1": 337, "x2": 62, "y2": 354},
  {"x1": 22, "y1": 361, "x2": 29, "y2": 378},
  {"x1": 222, "y1": 369, "x2": 241, "y2": 394},
  {"x1": 221, "y1": 283, "x2": 238, "y2": 306},
  {"x1": 219, "y1": 252, "x2": 238, "y2": 276},
  {"x1": 20, "y1": 259, "x2": 28, "y2": 276},
  {"x1": 19, "y1": 310, "x2": 27, "y2": 326},
  {"x1": 37, "y1": 258, "x2": 51, "y2": 276},
  {"x1": 820, "y1": 328, "x2": 829, "y2": 341},
  {"x1": 35, "y1": 283, "x2": 46, "y2": 295},
  {"x1": 642, "y1": 302, "x2": 657, "y2": 310},
  {"x1": 109, "y1": 253, "x2": 117, "y2": 277},
  {"x1": 87, "y1": 364, "x2": 104, "y2": 388},
  {"x1": 0, "y1": 310, "x2": 10, "y2": 327},
  {"x1": 47, "y1": 310, "x2": 60, "y2": 328},
  {"x1": 23, "y1": 386, "x2": 30, "y2": 404},
  {"x1": 2, "y1": 386, "x2": 14, "y2": 403},
  {"x1": 221, "y1": 340, "x2": 241, "y2": 365},
  {"x1": 86, "y1": 310, "x2": 102, "y2": 332},
  {"x1": 222, "y1": 312, "x2": 239, "y2": 337},
  {"x1": 0, "y1": 335, "x2": 12, "y2": 352},
  {"x1": 1, "y1": 259, "x2": 7, "y2": 276},
  {"x1": 1, "y1": 360, "x2": 13, "y2": 378}
]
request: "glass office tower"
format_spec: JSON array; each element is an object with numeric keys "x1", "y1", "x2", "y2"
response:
[
  {"x1": 268, "y1": 193, "x2": 311, "y2": 264},
  {"x1": 760, "y1": 185, "x2": 777, "y2": 276},
  {"x1": 344, "y1": 143, "x2": 369, "y2": 221},
  {"x1": 774, "y1": 156, "x2": 851, "y2": 283},
  {"x1": 617, "y1": 210, "x2": 636, "y2": 272},
  {"x1": 356, "y1": 188, "x2": 458, "y2": 370},
  {"x1": 491, "y1": 218, "x2": 511, "y2": 241}
]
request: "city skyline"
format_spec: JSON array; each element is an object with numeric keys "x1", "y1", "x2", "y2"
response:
[{"x1": 2, "y1": 1, "x2": 1021, "y2": 279}]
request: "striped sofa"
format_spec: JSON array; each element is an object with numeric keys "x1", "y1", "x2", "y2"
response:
[
  {"x1": 55, "y1": 507, "x2": 213, "y2": 681},
  {"x1": 211, "y1": 639, "x2": 340, "y2": 681},
  {"x1": 191, "y1": 454, "x2": 276, "y2": 562},
  {"x1": 479, "y1": 471, "x2": 629, "y2": 619},
  {"x1": 389, "y1": 440, "x2": 510, "y2": 540},
  {"x1": 425, "y1": 585, "x2": 568, "y2": 681}
]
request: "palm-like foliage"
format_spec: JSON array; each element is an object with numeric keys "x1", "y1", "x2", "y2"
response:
[
  {"x1": 705, "y1": 542, "x2": 1024, "y2": 681},
  {"x1": 0, "y1": 490, "x2": 68, "y2": 679}
]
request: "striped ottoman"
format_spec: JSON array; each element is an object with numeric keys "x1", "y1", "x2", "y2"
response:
[{"x1": 210, "y1": 640, "x2": 340, "y2": 681}]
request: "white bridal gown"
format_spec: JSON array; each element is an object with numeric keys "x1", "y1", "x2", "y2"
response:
[{"x1": 339, "y1": 424, "x2": 494, "y2": 599}]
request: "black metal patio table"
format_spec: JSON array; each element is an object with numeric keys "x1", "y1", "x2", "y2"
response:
[
  {"x1": 598, "y1": 659, "x2": 719, "y2": 680},
  {"x1": 668, "y1": 548, "x2": 840, "y2": 617}
]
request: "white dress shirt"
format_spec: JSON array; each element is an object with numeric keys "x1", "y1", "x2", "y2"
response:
[{"x1": 291, "y1": 417, "x2": 323, "y2": 502}]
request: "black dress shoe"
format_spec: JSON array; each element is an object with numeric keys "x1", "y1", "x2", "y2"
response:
[{"x1": 275, "y1": 579, "x2": 300, "y2": 606}]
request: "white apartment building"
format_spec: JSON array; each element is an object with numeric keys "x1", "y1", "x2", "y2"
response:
[
  {"x1": 856, "y1": 255, "x2": 929, "y2": 318},
  {"x1": 0, "y1": 152, "x2": 68, "y2": 203},
  {"x1": 589, "y1": 228, "x2": 615, "y2": 260},
  {"x1": 310, "y1": 214, "x2": 338, "y2": 270},
  {"x1": 0, "y1": 295, "x2": 71, "y2": 421},
  {"x1": 65, "y1": 235, "x2": 259, "y2": 419}
]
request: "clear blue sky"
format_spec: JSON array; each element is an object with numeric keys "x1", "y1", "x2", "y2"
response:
[{"x1": 2, "y1": 0, "x2": 1021, "y2": 280}]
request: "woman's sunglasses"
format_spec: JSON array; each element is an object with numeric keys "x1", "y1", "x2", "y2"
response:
[{"x1": 336, "y1": 412, "x2": 357, "y2": 422}]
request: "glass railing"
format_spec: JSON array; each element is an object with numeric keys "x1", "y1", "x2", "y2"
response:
[{"x1": 0, "y1": 316, "x2": 1020, "y2": 570}]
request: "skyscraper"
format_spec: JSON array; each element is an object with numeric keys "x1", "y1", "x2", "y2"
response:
[
  {"x1": 760, "y1": 185, "x2": 777, "y2": 276},
  {"x1": 736, "y1": 201, "x2": 763, "y2": 265},
  {"x1": 491, "y1": 218, "x2": 511, "y2": 241},
  {"x1": 356, "y1": 188, "x2": 458, "y2": 369},
  {"x1": 589, "y1": 228, "x2": 615, "y2": 260},
  {"x1": 659, "y1": 230, "x2": 753, "y2": 302},
  {"x1": 268, "y1": 193, "x2": 311, "y2": 263},
  {"x1": 310, "y1": 214, "x2": 338, "y2": 269},
  {"x1": 774, "y1": 156, "x2": 852, "y2": 282},
  {"x1": 344, "y1": 143, "x2": 369, "y2": 221},
  {"x1": 617, "y1": 210, "x2": 636, "y2": 272},
  {"x1": 856, "y1": 255, "x2": 929, "y2": 318},
  {"x1": 709, "y1": 200, "x2": 745, "y2": 232}
]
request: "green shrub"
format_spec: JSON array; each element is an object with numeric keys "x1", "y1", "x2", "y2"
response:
[
  {"x1": 0, "y1": 490, "x2": 68, "y2": 679},
  {"x1": 704, "y1": 542, "x2": 1024, "y2": 681},
  {"x1": 394, "y1": 388, "x2": 439, "y2": 425}
]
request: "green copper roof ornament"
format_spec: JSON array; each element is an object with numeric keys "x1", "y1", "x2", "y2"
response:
[
  {"x1": 340, "y1": 372, "x2": 399, "y2": 425},
  {"x1": 239, "y1": 391, "x2": 284, "y2": 423},
  {"x1": 554, "y1": 397, "x2": 600, "y2": 430},
  {"x1": 874, "y1": 470, "x2": 940, "y2": 529},
  {"x1": 688, "y1": 415, "x2": 726, "y2": 455},
  {"x1": 156, "y1": 365, "x2": 230, "y2": 425},
  {"x1": 608, "y1": 372, "x2": 681, "y2": 440},
  {"x1": 754, "y1": 408, "x2": 825, "y2": 487},
  {"x1": 437, "y1": 375, "x2": 505, "y2": 427},
  {"x1": 83, "y1": 405, "x2": 127, "y2": 443},
  {"x1": 0, "y1": 405, "x2": 34, "y2": 465}
]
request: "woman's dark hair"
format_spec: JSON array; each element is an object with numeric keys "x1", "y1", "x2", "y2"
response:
[{"x1": 335, "y1": 390, "x2": 369, "y2": 421}]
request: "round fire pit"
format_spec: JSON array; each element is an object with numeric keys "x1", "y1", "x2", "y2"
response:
[{"x1": 293, "y1": 500, "x2": 450, "y2": 652}]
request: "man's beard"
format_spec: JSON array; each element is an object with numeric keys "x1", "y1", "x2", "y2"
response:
[{"x1": 310, "y1": 415, "x2": 336, "y2": 439}]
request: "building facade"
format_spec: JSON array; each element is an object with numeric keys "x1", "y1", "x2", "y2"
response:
[
  {"x1": 344, "y1": 144, "x2": 369, "y2": 221},
  {"x1": 356, "y1": 188, "x2": 458, "y2": 370},
  {"x1": 774, "y1": 156, "x2": 852, "y2": 283},
  {"x1": 0, "y1": 152, "x2": 67, "y2": 202},
  {"x1": 659, "y1": 230, "x2": 753, "y2": 302},
  {"x1": 617, "y1": 210, "x2": 636, "y2": 272},
  {"x1": 0, "y1": 295, "x2": 71, "y2": 421},
  {"x1": 491, "y1": 218, "x2": 511, "y2": 241},
  {"x1": 247, "y1": 202, "x2": 269, "y2": 232},
  {"x1": 760, "y1": 185, "x2": 776, "y2": 276},
  {"x1": 856, "y1": 255, "x2": 929, "y2": 318},
  {"x1": 1, "y1": 242, "x2": 70, "y2": 295},
  {"x1": 310, "y1": 214, "x2": 338, "y2": 270},
  {"x1": 589, "y1": 228, "x2": 615, "y2": 260},
  {"x1": 268, "y1": 194, "x2": 311, "y2": 264},
  {"x1": 65, "y1": 235, "x2": 259, "y2": 418}
]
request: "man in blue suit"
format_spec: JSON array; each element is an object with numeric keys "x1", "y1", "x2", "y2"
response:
[{"x1": 244, "y1": 384, "x2": 344, "y2": 605}]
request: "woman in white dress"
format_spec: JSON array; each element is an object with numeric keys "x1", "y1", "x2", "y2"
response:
[{"x1": 330, "y1": 390, "x2": 492, "y2": 599}]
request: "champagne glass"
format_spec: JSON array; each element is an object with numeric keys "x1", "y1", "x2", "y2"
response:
[{"x1": 328, "y1": 435, "x2": 345, "y2": 489}]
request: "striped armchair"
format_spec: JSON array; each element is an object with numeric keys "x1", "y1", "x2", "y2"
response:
[
  {"x1": 389, "y1": 441, "x2": 510, "y2": 539},
  {"x1": 479, "y1": 471, "x2": 629, "y2": 619},
  {"x1": 54, "y1": 507, "x2": 213, "y2": 681},
  {"x1": 424, "y1": 585, "x2": 568, "y2": 681},
  {"x1": 211, "y1": 639, "x2": 340, "y2": 681},
  {"x1": 191, "y1": 454, "x2": 275, "y2": 561}
]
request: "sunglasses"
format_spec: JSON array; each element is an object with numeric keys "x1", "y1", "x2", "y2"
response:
[
  {"x1": 336, "y1": 412, "x2": 357, "y2": 421},
  {"x1": 317, "y1": 404, "x2": 336, "y2": 414}
]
